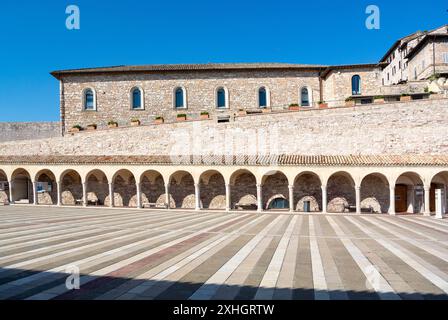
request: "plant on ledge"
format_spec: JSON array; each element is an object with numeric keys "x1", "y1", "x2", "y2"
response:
[
  {"x1": 70, "y1": 124, "x2": 82, "y2": 133},
  {"x1": 130, "y1": 117, "x2": 141, "y2": 126},
  {"x1": 374, "y1": 95, "x2": 385, "y2": 103},
  {"x1": 86, "y1": 123, "x2": 97, "y2": 131},
  {"x1": 400, "y1": 93, "x2": 412, "y2": 102},
  {"x1": 345, "y1": 97, "x2": 355, "y2": 107},
  {"x1": 154, "y1": 116, "x2": 164, "y2": 124},
  {"x1": 108, "y1": 120, "x2": 118, "y2": 128},
  {"x1": 317, "y1": 101, "x2": 328, "y2": 109},
  {"x1": 200, "y1": 111, "x2": 210, "y2": 120},
  {"x1": 237, "y1": 109, "x2": 247, "y2": 116},
  {"x1": 177, "y1": 114, "x2": 187, "y2": 121},
  {"x1": 288, "y1": 103, "x2": 300, "y2": 111}
]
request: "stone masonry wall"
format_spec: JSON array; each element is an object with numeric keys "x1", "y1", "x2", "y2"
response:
[{"x1": 0, "y1": 122, "x2": 60, "y2": 143}]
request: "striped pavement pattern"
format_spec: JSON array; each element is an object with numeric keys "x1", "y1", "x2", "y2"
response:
[{"x1": 0, "y1": 206, "x2": 447, "y2": 300}]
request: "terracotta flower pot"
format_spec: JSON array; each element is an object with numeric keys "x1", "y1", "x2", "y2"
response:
[
  {"x1": 131, "y1": 120, "x2": 141, "y2": 127},
  {"x1": 108, "y1": 123, "x2": 118, "y2": 129},
  {"x1": 200, "y1": 114, "x2": 210, "y2": 120},
  {"x1": 318, "y1": 103, "x2": 328, "y2": 109},
  {"x1": 154, "y1": 119, "x2": 164, "y2": 124},
  {"x1": 288, "y1": 106, "x2": 300, "y2": 111},
  {"x1": 86, "y1": 125, "x2": 97, "y2": 131},
  {"x1": 400, "y1": 96, "x2": 412, "y2": 102},
  {"x1": 262, "y1": 108, "x2": 272, "y2": 113},
  {"x1": 345, "y1": 101, "x2": 355, "y2": 107},
  {"x1": 177, "y1": 116, "x2": 187, "y2": 122},
  {"x1": 238, "y1": 110, "x2": 247, "y2": 116},
  {"x1": 374, "y1": 98, "x2": 385, "y2": 104},
  {"x1": 69, "y1": 127, "x2": 80, "y2": 133}
]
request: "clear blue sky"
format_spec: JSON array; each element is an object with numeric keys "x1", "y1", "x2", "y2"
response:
[{"x1": 0, "y1": 0, "x2": 446, "y2": 122}]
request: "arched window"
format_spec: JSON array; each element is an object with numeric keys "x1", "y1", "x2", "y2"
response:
[
  {"x1": 301, "y1": 87, "x2": 310, "y2": 107},
  {"x1": 216, "y1": 87, "x2": 227, "y2": 109},
  {"x1": 352, "y1": 75, "x2": 361, "y2": 95},
  {"x1": 131, "y1": 87, "x2": 143, "y2": 109},
  {"x1": 258, "y1": 87, "x2": 267, "y2": 108},
  {"x1": 83, "y1": 88, "x2": 96, "y2": 110},
  {"x1": 174, "y1": 87, "x2": 186, "y2": 109}
]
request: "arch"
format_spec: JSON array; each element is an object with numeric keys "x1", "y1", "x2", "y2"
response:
[
  {"x1": 199, "y1": 170, "x2": 226, "y2": 210},
  {"x1": 262, "y1": 171, "x2": 289, "y2": 210},
  {"x1": 327, "y1": 171, "x2": 356, "y2": 213},
  {"x1": 351, "y1": 75, "x2": 361, "y2": 95},
  {"x1": 34, "y1": 169, "x2": 57, "y2": 205},
  {"x1": 83, "y1": 88, "x2": 97, "y2": 111},
  {"x1": 130, "y1": 86, "x2": 144, "y2": 110},
  {"x1": 112, "y1": 169, "x2": 137, "y2": 208},
  {"x1": 394, "y1": 171, "x2": 424, "y2": 214},
  {"x1": 230, "y1": 169, "x2": 257, "y2": 210},
  {"x1": 85, "y1": 169, "x2": 109, "y2": 206},
  {"x1": 60, "y1": 169, "x2": 83, "y2": 206},
  {"x1": 267, "y1": 195, "x2": 289, "y2": 210},
  {"x1": 429, "y1": 171, "x2": 448, "y2": 214},
  {"x1": 174, "y1": 87, "x2": 187, "y2": 109},
  {"x1": 169, "y1": 171, "x2": 195, "y2": 209},
  {"x1": 360, "y1": 173, "x2": 390, "y2": 214},
  {"x1": 300, "y1": 86, "x2": 312, "y2": 107},
  {"x1": 140, "y1": 170, "x2": 167, "y2": 208},
  {"x1": 258, "y1": 87, "x2": 270, "y2": 108},
  {"x1": 216, "y1": 86, "x2": 229, "y2": 109},
  {"x1": 0, "y1": 169, "x2": 10, "y2": 204},
  {"x1": 293, "y1": 171, "x2": 322, "y2": 212},
  {"x1": 11, "y1": 168, "x2": 33, "y2": 204}
]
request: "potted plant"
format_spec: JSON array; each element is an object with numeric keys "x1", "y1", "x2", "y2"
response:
[
  {"x1": 108, "y1": 120, "x2": 118, "y2": 128},
  {"x1": 131, "y1": 118, "x2": 141, "y2": 126},
  {"x1": 69, "y1": 125, "x2": 82, "y2": 133},
  {"x1": 200, "y1": 111, "x2": 210, "y2": 120},
  {"x1": 238, "y1": 109, "x2": 247, "y2": 116},
  {"x1": 318, "y1": 101, "x2": 328, "y2": 109},
  {"x1": 177, "y1": 114, "x2": 187, "y2": 121},
  {"x1": 345, "y1": 97, "x2": 355, "y2": 107},
  {"x1": 374, "y1": 95, "x2": 385, "y2": 104},
  {"x1": 400, "y1": 93, "x2": 412, "y2": 102},
  {"x1": 154, "y1": 116, "x2": 164, "y2": 124},
  {"x1": 86, "y1": 123, "x2": 97, "y2": 131},
  {"x1": 261, "y1": 107, "x2": 272, "y2": 113},
  {"x1": 289, "y1": 103, "x2": 300, "y2": 111}
]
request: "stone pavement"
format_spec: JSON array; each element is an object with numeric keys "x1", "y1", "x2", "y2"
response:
[{"x1": 0, "y1": 206, "x2": 447, "y2": 300}]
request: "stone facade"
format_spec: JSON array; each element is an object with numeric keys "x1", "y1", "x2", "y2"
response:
[{"x1": 0, "y1": 122, "x2": 60, "y2": 143}]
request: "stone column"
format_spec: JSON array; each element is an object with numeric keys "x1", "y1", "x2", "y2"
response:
[
  {"x1": 225, "y1": 183, "x2": 231, "y2": 212},
  {"x1": 56, "y1": 181, "x2": 61, "y2": 206},
  {"x1": 424, "y1": 185, "x2": 431, "y2": 216},
  {"x1": 355, "y1": 186, "x2": 361, "y2": 214},
  {"x1": 108, "y1": 183, "x2": 114, "y2": 208},
  {"x1": 165, "y1": 183, "x2": 170, "y2": 209},
  {"x1": 195, "y1": 183, "x2": 201, "y2": 211},
  {"x1": 257, "y1": 184, "x2": 263, "y2": 213},
  {"x1": 82, "y1": 182, "x2": 87, "y2": 207},
  {"x1": 443, "y1": 185, "x2": 447, "y2": 214},
  {"x1": 389, "y1": 186, "x2": 396, "y2": 216},
  {"x1": 136, "y1": 182, "x2": 142, "y2": 209},
  {"x1": 33, "y1": 181, "x2": 38, "y2": 205},
  {"x1": 288, "y1": 185, "x2": 294, "y2": 212},
  {"x1": 8, "y1": 180, "x2": 13, "y2": 204},
  {"x1": 321, "y1": 185, "x2": 327, "y2": 213}
]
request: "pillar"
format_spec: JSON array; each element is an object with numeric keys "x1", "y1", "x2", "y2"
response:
[
  {"x1": 288, "y1": 185, "x2": 294, "y2": 212},
  {"x1": 355, "y1": 185, "x2": 361, "y2": 214},
  {"x1": 424, "y1": 184, "x2": 431, "y2": 216},
  {"x1": 321, "y1": 185, "x2": 327, "y2": 213},
  {"x1": 195, "y1": 183, "x2": 201, "y2": 211},
  {"x1": 33, "y1": 181, "x2": 38, "y2": 205},
  {"x1": 225, "y1": 183, "x2": 231, "y2": 212},
  {"x1": 109, "y1": 183, "x2": 114, "y2": 208},
  {"x1": 257, "y1": 184, "x2": 263, "y2": 213},
  {"x1": 82, "y1": 182, "x2": 87, "y2": 207},
  {"x1": 8, "y1": 180, "x2": 13, "y2": 204},
  {"x1": 165, "y1": 183, "x2": 170, "y2": 209},
  {"x1": 136, "y1": 182, "x2": 142, "y2": 209},
  {"x1": 56, "y1": 181, "x2": 61, "y2": 206},
  {"x1": 443, "y1": 185, "x2": 447, "y2": 214},
  {"x1": 389, "y1": 186, "x2": 396, "y2": 216}
]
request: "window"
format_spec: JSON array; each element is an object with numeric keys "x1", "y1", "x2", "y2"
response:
[
  {"x1": 174, "y1": 87, "x2": 186, "y2": 109},
  {"x1": 131, "y1": 87, "x2": 143, "y2": 109},
  {"x1": 444, "y1": 53, "x2": 448, "y2": 63},
  {"x1": 258, "y1": 87, "x2": 268, "y2": 108},
  {"x1": 83, "y1": 88, "x2": 96, "y2": 110},
  {"x1": 414, "y1": 68, "x2": 417, "y2": 80},
  {"x1": 216, "y1": 87, "x2": 228, "y2": 109},
  {"x1": 387, "y1": 73, "x2": 390, "y2": 81},
  {"x1": 301, "y1": 87, "x2": 310, "y2": 106},
  {"x1": 351, "y1": 75, "x2": 361, "y2": 95}
]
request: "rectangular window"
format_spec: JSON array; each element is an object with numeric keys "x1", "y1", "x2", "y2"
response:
[{"x1": 444, "y1": 53, "x2": 448, "y2": 63}]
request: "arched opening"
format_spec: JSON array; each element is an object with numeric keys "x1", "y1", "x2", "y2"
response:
[
  {"x1": 0, "y1": 170, "x2": 10, "y2": 204},
  {"x1": 60, "y1": 170, "x2": 83, "y2": 206},
  {"x1": 10, "y1": 169, "x2": 33, "y2": 204},
  {"x1": 199, "y1": 170, "x2": 226, "y2": 210},
  {"x1": 85, "y1": 170, "x2": 108, "y2": 206},
  {"x1": 35, "y1": 170, "x2": 57, "y2": 205},
  {"x1": 294, "y1": 172, "x2": 322, "y2": 212},
  {"x1": 112, "y1": 169, "x2": 137, "y2": 208},
  {"x1": 140, "y1": 170, "x2": 167, "y2": 209},
  {"x1": 327, "y1": 171, "x2": 356, "y2": 213},
  {"x1": 83, "y1": 88, "x2": 96, "y2": 110},
  {"x1": 352, "y1": 75, "x2": 361, "y2": 95},
  {"x1": 169, "y1": 171, "x2": 195, "y2": 209},
  {"x1": 216, "y1": 87, "x2": 228, "y2": 109},
  {"x1": 300, "y1": 87, "x2": 311, "y2": 107},
  {"x1": 395, "y1": 172, "x2": 424, "y2": 214},
  {"x1": 258, "y1": 87, "x2": 268, "y2": 108},
  {"x1": 262, "y1": 171, "x2": 289, "y2": 210},
  {"x1": 174, "y1": 87, "x2": 186, "y2": 109},
  {"x1": 131, "y1": 87, "x2": 143, "y2": 110},
  {"x1": 429, "y1": 171, "x2": 448, "y2": 214},
  {"x1": 360, "y1": 173, "x2": 390, "y2": 214},
  {"x1": 230, "y1": 169, "x2": 257, "y2": 210}
]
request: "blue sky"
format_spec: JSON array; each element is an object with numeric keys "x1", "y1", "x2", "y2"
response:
[{"x1": 0, "y1": 0, "x2": 446, "y2": 122}]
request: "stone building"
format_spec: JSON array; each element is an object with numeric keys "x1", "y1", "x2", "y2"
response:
[{"x1": 0, "y1": 25, "x2": 448, "y2": 217}]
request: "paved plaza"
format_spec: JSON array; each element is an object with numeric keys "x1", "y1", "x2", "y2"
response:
[{"x1": 0, "y1": 206, "x2": 447, "y2": 300}]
